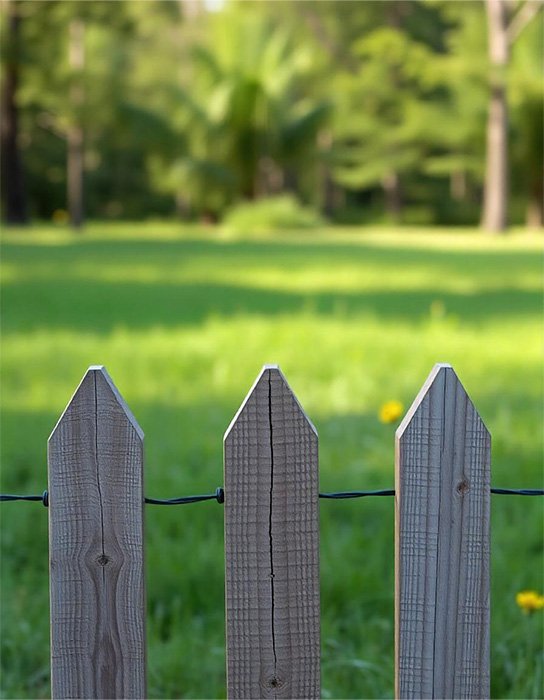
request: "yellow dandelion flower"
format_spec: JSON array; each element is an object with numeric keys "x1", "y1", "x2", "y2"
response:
[
  {"x1": 516, "y1": 590, "x2": 544, "y2": 614},
  {"x1": 379, "y1": 400, "x2": 404, "y2": 424}
]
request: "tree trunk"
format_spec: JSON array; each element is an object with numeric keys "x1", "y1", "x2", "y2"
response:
[
  {"x1": 317, "y1": 130, "x2": 337, "y2": 218},
  {"x1": 1, "y1": 0, "x2": 27, "y2": 224},
  {"x1": 257, "y1": 156, "x2": 284, "y2": 197},
  {"x1": 67, "y1": 18, "x2": 85, "y2": 230},
  {"x1": 382, "y1": 171, "x2": 402, "y2": 222},
  {"x1": 67, "y1": 125, "x2": 84, "y2": 228},
  {"x1": 450, "y1": 170, "x2": 467, "y2": 201},
  {"x1": 526, "y1": 183, "x2": 544, "y2": 228},
  {"x1": 482, "y1": 0, "x2": 509, "y2": 233}
]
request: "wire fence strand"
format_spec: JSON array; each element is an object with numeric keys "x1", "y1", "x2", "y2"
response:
[{"x1": 1, "y1": 486, "x2": 542, "y2": 507}]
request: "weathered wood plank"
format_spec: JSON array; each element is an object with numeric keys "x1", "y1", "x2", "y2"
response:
[
  {"x1": 395, "y1": 363, "x2": 490, "y2": 699},
  {"x1": 224, "y1": 365, "x2": 320, "y2": 699},
  {"x1": 48, "y1": 366, "x2": 146, "y2": 699}
]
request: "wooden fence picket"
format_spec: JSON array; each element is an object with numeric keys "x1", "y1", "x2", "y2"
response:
[
  {"x1": 395, "y1": 363, "x2": 491, "y2": 699},
  {"x1": 48, "y1": 366, "x2": 146, "y2": 699},
  {"x1": 224, "y1": 365, "x2": 320, "y2": 699}
]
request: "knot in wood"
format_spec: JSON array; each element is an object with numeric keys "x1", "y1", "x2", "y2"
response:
[
  {"x1": 456, "y1": 479, "x2": 470, "y2": 495},
  {"x1": 96, "y1": 554, "x2": 111, "y2": 566},
  {"x1": 266, "y1": 676, "x2": 283, "y2": 690}
]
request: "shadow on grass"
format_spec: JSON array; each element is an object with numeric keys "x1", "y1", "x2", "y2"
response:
[
  {"x1": 3, "y1": 235, "x2": 541, "y2": 266},
  {"x1": 2, "y1": 279, "x2": 540, "y2": 333},
  {"x1": 3, "y1": 236, "x2": 540, "y2": 333}
]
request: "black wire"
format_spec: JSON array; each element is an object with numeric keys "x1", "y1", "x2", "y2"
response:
[
  {"x1": 319, "y1": 488, "x2": 544, "y2": 499},
  {"x1": 319, "y1": 489, "x2": 395, "y2": 499},
  {"x1": 145, "y1": 487, "x2": 225, "y2": 505},
  {"x1": 0, "y1": 491, "x2": 49, "y2": 506},
  {"x1": 0, "y1": 486, "x2": 542, "y2": 507},
  {"x1": 490, "y1": 487, "x2": 544, "y2": 496},
  {"x1": 0, "y1": 494, "x2": 44, "y2": 502}
]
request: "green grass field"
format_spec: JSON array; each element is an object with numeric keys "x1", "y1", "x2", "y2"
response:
[{"x1": 1, "y1": 223, "x2": 542, "y2": 699}]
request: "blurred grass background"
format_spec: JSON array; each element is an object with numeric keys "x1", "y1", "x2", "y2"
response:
[{"x1": 1, "y1": 223, "x2": 542, "y2": 699}]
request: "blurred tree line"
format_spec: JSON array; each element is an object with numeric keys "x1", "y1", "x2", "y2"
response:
[{"x1": 1, "y1": 0, "x2": 542, "y2": 232}]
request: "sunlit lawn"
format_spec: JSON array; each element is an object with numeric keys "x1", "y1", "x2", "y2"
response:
[{"x1": 1, "y1": 223, "x2": 542, "y2": 699}]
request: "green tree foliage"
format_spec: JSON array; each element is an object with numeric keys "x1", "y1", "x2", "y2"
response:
[
  {"x1": 422, "y1": 3, "x2": 488, "y2": 190},
  {"x1": 149, "y1": 5, "x2": 330, "y2": 219},
  {"x1": 1, "y1": 0, "x2": 541, "y2": 227},
  {"x1": 332, "y1": 24, "x2": 446, "y2": 218},
  {"x1": 13, "y1": 0, "x2": 176, "y2": 220},
  {"x1": 509, "y1": 13, "x2": 544, "y2": 226}
]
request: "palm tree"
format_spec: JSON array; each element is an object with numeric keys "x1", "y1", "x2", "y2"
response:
[{"x1": 162, "y1": 7, "x2": 330, "y2": 217}]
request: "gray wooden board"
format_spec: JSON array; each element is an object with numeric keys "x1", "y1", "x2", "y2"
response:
[
  {"x1": 395, "y1": 364, "x2": 490, "y2": 699},
  {"x1": 224, "y1": 366, "x2": 320, "y2": 699},
  {"x1": 48, "y1": 366, "x2": 146, "y2": 699}
]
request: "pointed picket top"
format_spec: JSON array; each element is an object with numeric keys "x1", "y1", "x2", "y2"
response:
[
  {"x1": 224, "y1": 364, "x2": 317, "y2": 442},
  {"x1": 49, "y1": 365, "x2": 143, "y2": 443},
  {"x1": 396, "y1": 363, "x2": 489, "y2": 442},
  {"x1": 395, "y1": 363, "x2": 490, "y2": 699},
  {"x1": 224, "y1": 365, "x2": 320, "y2": 698},
  {"x1": 396, "y1": 362, "x2": 447, "y2": 440}
]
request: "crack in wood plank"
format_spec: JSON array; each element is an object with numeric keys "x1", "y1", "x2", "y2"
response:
[
  {"x1": 267, "y1": 370, "x2": 278, "y2": 684},
  {"x1": 224, "y1": 366, "x2": 319, "y2": 699}
]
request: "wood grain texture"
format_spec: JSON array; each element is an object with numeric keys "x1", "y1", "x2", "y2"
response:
[
  {"x1": 48, "y1": 366, "x2": 146, "y2": 699},
  {"x1": 224, "y1": 366, "x2": 320, "y2": 699},
  {"x1": 395, "y1": 364, "x2": 490, "y2": 700}
]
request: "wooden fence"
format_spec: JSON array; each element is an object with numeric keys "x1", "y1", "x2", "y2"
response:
[{"x1": 47, "y1": 362, "x2": 490, "y2": 700}]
